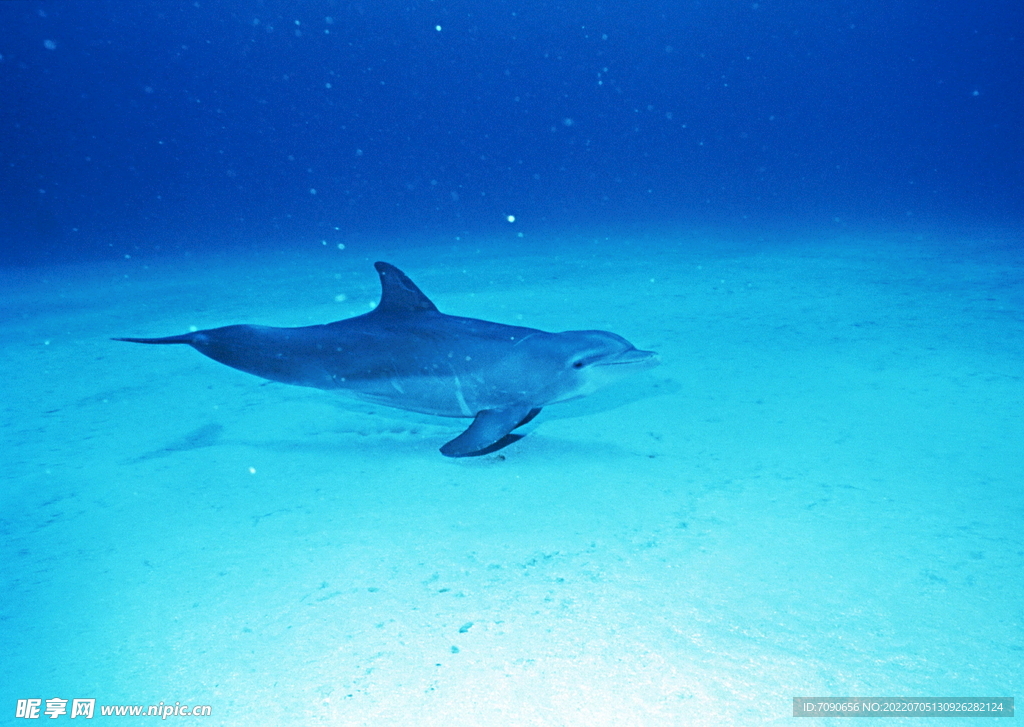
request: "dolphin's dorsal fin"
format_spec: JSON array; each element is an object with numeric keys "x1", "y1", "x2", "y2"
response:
[{"x1": 373, "y1": 262, "x2": 439, "y2": 313}]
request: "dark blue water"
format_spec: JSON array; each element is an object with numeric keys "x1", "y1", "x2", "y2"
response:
[{"x1": 1, "y1": 0, "x2": 1021, "y2": 265}]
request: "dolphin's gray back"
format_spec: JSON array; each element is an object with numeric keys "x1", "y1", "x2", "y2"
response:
[{"x1": 117, "y1": 261, "x2": 553, "y2": 418}]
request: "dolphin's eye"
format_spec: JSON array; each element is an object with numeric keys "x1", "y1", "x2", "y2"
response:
[{"x1": 572, "y1": 353, "x2": 601, "y2": 369}]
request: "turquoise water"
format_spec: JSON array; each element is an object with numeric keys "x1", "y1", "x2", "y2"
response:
[{"x1": 2, "y1": 231, "x2": 1020, "y2": 724}]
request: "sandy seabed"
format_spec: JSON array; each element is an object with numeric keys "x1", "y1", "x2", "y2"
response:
[{"x1": 2, "y1": 230, "x2": 1021, "y2": 725}]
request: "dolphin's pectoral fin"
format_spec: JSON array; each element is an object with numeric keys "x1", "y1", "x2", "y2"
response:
[{"x1": 440, "y1": 406, "x2": 542, "y2": 458}]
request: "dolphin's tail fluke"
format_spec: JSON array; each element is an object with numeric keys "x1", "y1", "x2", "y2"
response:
[{"x1": 113, "y1": 334, "x2": 197, "y2": 345}]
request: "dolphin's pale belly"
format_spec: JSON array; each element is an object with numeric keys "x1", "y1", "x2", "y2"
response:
[
  {"x1": 341, "y1": 374, "x2": 476, "y2": 417},
  {"x1": 329, "y1": 362, "x2": 530, "y2": 418}
]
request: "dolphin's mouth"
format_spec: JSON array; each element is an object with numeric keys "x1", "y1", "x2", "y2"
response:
[{"x1": 596, "y1": 349, "x2": 660, "y2": 367}]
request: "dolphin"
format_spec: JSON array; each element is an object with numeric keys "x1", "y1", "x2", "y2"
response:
[{"x1": 115, "y1": 262, "x2": 657, "y2": 457}]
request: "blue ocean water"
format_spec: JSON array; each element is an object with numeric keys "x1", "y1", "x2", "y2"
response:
[
  {"x1": 1, "y1": 1, "x2": 1022, "y2": 725},
  {"x1": 2, "y1": 0, "x2": 1021, "y2": 263}
]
